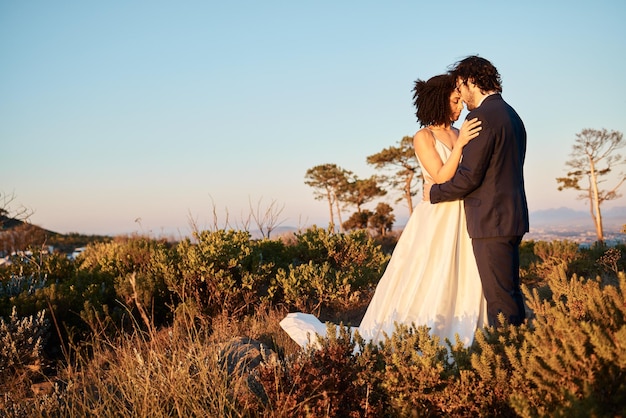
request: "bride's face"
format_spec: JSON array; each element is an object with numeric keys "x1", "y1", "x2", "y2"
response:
[{"x1": 449, "y1": 91, "x2": 463, "y2": 122}]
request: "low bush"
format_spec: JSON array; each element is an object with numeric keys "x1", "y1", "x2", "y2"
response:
[
  {"x1": 256, "y1": 270, "x2": 626, "y2": 417},
  {"x1": 0, "y1": 249, "x2": 74, "y2": 284},
  {"x1": 0, "y1": 307, "x2": 49, "y2": 391},
  {"x1": 77, "y1": 236, "x2": 175, "y2": 327},
  {"x1": 168, "y1": 230, "x2": 289, "y2": 320},
  {"x1": 0, "y1": 231, "x2": 625, "y2": 417},
  {"x1": 272, "y1": 226, "x2": 388, "y2": 319}
]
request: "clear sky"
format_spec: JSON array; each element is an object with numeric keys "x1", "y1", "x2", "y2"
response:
[{"x1": 2, "y1": 1, "x2": 625, "y2": 236}]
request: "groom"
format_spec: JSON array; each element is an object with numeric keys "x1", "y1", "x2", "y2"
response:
[{"x1": 426, "y1": 56, "x2": 529, "y2": 326}]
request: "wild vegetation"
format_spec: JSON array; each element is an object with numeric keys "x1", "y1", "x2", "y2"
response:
[{"x1": 0, "y1": 227, "x2": 625, "y2": 417}]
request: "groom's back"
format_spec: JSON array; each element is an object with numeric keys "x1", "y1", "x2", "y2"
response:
[{"x1": 463, "y1": 94, "x2": 529, "y2": 238}]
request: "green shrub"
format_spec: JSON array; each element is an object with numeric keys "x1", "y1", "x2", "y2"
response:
[
  {"x1": 4, "y1": 270, "x2": 120, "y2": 350},
  {"x1": 521, "y1": 240, "x2": 581, "y2": 286},
  {"x1": 169, "y1": 230, "x2": 285, "y2": 319},
  {"x1": 0, "y1": 249, "x2": 75, "y2": 283},
  {"x1": 569, "y1": 241, "x2": 619, "y2": 279},
  {"x1": 77, "y1": 236, "x2": 175, "y2": 327},
  {"x1": 507, "y1": 270, "x2": 626, "y2": 417},
  {"x1": 272, "y1": 227, "x2": 388, "y2": 317}
]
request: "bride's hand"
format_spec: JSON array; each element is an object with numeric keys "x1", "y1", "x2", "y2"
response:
[{"x1": 456, "y1": 117, "x2": 482, "y2": 148}]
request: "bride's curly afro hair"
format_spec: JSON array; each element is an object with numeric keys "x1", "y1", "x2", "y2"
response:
[{"x1": 412, "y1": 74, "x2": 456, "y2": 127}]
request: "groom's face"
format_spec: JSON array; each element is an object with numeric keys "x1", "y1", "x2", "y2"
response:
[{"x1": 456, "y1": 77, "x2": 478, "y2": 111}]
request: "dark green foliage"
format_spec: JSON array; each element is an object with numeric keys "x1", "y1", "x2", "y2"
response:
[
  {"x1": 5, "y1": 270, "x2": 119, "y2": 353},
  {"x1": 0, "y1": 250, "x2": 118, "y2": 348},
  {"x1": 570, "y1": 241, "x2": 626, "y2": 281},
  {"x1": 46, "y1": 232, "x2": 111, "y2": 254},
  {"x1": 521, "y1": 240, "x2": 581, "y2": 287}
]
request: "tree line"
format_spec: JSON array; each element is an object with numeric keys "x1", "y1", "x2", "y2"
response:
[
  {"x1": 305, "y1": 128, "x2": 626, "y2": 242},
  {"x1": 305, "y1": 136, "x2": 420, "y2": 236}
]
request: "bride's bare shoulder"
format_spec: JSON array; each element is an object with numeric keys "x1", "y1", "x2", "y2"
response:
[{"x1": 413, "y1": 127, "x2": 434, "y2": 146}]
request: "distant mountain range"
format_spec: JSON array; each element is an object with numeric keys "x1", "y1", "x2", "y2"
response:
[
  {"x1": 257, "y1": 207, "x2": 625, "y2": 239},
  {"x1": 530, "y1": 206, "x2": 625, "y2": 227}
]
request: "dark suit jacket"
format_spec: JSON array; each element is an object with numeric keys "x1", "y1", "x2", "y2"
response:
[{"x1": 430, "y1": 94, "x2": 529, "y2": 239}]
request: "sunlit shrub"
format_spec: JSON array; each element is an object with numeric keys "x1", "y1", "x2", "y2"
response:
[
  {"x1": 77, "y1": 236, "x2": 175, "y2": 327},
  {"x1": 596, "y1": 245, "x2": 625, "y2": 284},
  {"x1": 272, "y1": 227, "x2": 388, "y2": 316},
  {"x1": 256, "y1": 323, "x2": 385, "y2": 417},
  {"x1": 530, "y1": 240, "x2": 580, "y2": 281},
  {"x1": 375, "y1": 324, "x2": 460, "y2": 416},
  {"x1": 507, "y1": 270, "x2": 626, "y2": 417},
  {"x1": 464, "y1": 318, "x2": 529, "y2": 417},
  {"x1": 0, "y1": 307, "x2": 49, "y2": 385},
  {"x1": 169, "y1": 230, "x2": 287, "y2": 319}
]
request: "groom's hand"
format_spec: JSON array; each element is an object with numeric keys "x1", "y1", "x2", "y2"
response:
[{"x1": 423, "y1": 183, "x2": 432, "y2": 202}]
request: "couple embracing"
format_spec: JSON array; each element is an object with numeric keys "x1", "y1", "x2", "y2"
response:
[{"x1": 281, "y1": 56, "x2": 528, "y2": 348}]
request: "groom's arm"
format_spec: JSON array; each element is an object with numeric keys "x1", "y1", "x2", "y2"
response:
[{"x1": 430, "y1": 125, "x2": 494, "y2": 203}]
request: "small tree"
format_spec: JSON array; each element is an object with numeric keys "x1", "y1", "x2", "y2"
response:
[
  {"x1": 339, "y1": 175, "x2": 386, "y2": 215},
  {"x1": 305, "y1": 164, "x2": 351, "y2": 232},
  {"x1": 369, "y1": 202, "x2": 395, "y2": 237},
  {"x1": 367, "y1": 136, "x2": 421, "y2": 215},
  {"x1": 342, "y1": 210, "x2": 373, "y2": 232},
  {"x1": 556, "y1": 128, "x2": 626, "y2": 242}
]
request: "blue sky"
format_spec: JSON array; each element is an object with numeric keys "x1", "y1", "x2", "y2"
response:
[{"x1": 1, "y1": 1, "x2": 625, "y2": 236}]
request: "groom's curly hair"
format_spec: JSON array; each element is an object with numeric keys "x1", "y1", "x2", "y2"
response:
[
  {"x1": 450, "y1": 55, "x2": 502, "y2": 94},
  {"x1": 412, "y1": 74, "x2": 456, "y2": 127}
]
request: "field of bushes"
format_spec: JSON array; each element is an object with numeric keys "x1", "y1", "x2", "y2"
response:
[{"x1": 0, "y1": 226, "x2": 625, "y2": 417}]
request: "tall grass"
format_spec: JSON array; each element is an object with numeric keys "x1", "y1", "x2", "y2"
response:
[{"x1": 3, "y1": 303, "x2": 298, "y2": 417}]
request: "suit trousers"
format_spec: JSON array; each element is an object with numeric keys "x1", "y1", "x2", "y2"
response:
[{"x1": 471, "y1": 236, "x2": 525, "y2": 326}]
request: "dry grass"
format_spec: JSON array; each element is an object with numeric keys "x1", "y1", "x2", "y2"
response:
[{"x1": 2, "y1": 304, "x2": 297, "y2": 417}]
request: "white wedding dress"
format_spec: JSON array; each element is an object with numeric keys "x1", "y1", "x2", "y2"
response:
[{"x1": 280, "y1": 133, "x2": 487, "y2": 348}]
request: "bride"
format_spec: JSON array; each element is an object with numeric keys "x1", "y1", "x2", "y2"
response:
[{"x1": 281, "y1": 74, "x2": 487, "y2": 348}]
